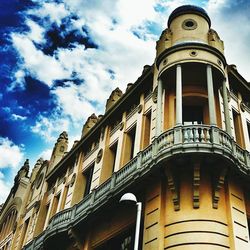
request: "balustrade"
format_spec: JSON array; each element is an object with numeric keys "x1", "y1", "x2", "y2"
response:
[{"x1": 24, "y1": 125, "x2": 250, "y2": 250}]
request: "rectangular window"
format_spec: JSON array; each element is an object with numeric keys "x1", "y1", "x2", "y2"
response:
[
  {"x1": 110, "y1": 141, "x2": 118, "y2": 173},
  {"x1": 121, "y1": 124, "x2": 137, "y2": 166},
  {"x1": 142, "y1": 111, "x2": 151, "y2": 149},
  {"x1": 183, "y1": 105, "x2": 203, "y2": 125},
  {"x1": 20, "y1": 218, "x2": 30, "y2": 248},
  {"x1": 246, "y1": 121, "x2": 250, "y2": 142},
  {"x1": 50, "y1": 193, "x2": 61, "y2": 218},
  {"x1": 43, "y1": 203, "x2": 50, "y2": 230},
  {"x1": 60, "y1": 186, "x2": 69, "y2": 211},
  {"x1": 232, "y1": 109, "x2": 244, "y2": 147},
  {"x1": 128, "y1": 125, "x2": 136, "y2": 160},
  {"x1": 95, "y1": 226, "x2": 135, "y2": 250},
  {"x1": 83, "y1": 163, "x2": 94, "y2": 197}
]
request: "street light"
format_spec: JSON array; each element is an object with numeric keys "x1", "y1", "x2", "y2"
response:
[{"x1": 120, "y1": 193, "x2": 142, "y2": 250}]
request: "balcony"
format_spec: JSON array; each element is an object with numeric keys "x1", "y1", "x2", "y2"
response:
[{"x1": 24, "y1": 125, "x2": 250, "y2": 250}]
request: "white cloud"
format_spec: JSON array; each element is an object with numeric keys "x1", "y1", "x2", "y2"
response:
[
  {"x1": 31, "y1": 114, "x2": 70, "y2": 142},
  {"x1": 205, "y1": 1, "x2": 250, "y2": 80},
  {"x1": 51, "y1": 83, "x2": 97, "y2": 122},
  {"x1": 206, "y1": 0, "x2": 228, "y2": 12},
  {"x1": 11, "y1": 114, "x2": 27, "y2": 121},
  {"x1": 39, "y1": 148, "x2": 52, "y2": 161},
  {"x1": 7, "y1": 70, "x2": 26, "y2": 91},
  {"x1": 27, "y1": 2, "x2": 70, "y2": 26},
  {"x1": 11, "y1": 34, "x2": 70, "y2": 87},
  {"x1": 0, "y1": 172, "x2": 12, "y2": 204},
  {"x1": 0, "y1": 137, "x2": 24, "y2": 169},
  {"x1": 26, "y1": 19, "x2": 45, "y2": 43},
  {"x1": 10, "y1": 0, "x2": 250, "y2": 144}
]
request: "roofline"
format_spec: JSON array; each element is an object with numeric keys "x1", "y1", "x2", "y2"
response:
[{"x1": 46, "y1": 66, "x2": 154, "y2": 180}]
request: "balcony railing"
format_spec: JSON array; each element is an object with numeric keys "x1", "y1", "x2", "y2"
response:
[{"x1": 24, "y1": 125, "x2": 250, "y2": 250}]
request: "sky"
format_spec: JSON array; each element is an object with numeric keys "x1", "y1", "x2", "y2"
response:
[{"x1": 0, "y1": 0, "x2": 249, "y2": 204}]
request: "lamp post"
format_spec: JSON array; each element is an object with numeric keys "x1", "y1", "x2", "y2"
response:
[{"x1": 120, "y1": 193, "x2": 142, "y2": 250}]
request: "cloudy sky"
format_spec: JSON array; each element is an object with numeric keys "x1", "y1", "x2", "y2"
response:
[{"x1": 0, "y1": 0, "x2": 249, "y2": 203}]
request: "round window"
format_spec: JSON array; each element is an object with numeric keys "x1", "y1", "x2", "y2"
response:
[{"x1": 182, "y1": 19, "x2": 197, "y2": 30}]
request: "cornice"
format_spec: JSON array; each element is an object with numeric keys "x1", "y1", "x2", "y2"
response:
[
  {"x1": 24, "y1": 125, "x2": 250, "y2": 250},
  {"x1": 156, "y1": 42, "x2": 227, "y2": 69},
  {"x1": 46, "y1": 66, "x2": 154, "y2": 180}
]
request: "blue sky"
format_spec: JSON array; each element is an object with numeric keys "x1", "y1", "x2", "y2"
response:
[{"x1": 0, "y1": 0, "x2": 249, "y2": 203}]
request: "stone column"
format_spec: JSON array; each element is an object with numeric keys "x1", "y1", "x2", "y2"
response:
[
  {"x1": 206, "y1": 65, "x2": 217, "y2": 126},
  {"x1": 176, "y1": 64, "x2": 182, "y2": 126},
  {"x1": 156, "y1": 78, "x2": 163, "y2": 136},
  {"x1": 222, "y1": 78, "x2": 232, "y2": 135}
]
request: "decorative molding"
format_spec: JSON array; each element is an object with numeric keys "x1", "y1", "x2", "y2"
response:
[
  {"x1": 212, "y1": 167, "x2": 227, "y2": 209},
  {"x1": 189, "y1": 50, "x2": 197, "y2": 57},
  {"x1": 96, "y1": 149, "x2": 103, "y2": 163},
  {"x1": 137, "y1": 104, "x2": 143, "y2": 113},
  {"x1": 152, "y1": 87, "x2": 158, "y2": 103},
  {"x1": 240, "y1": 101, "x2": 246, "y2": 112},
  {"x1": 70, "y1": 174, "x2": 76, "y2": 187},
  {"x1": 120, "y1": 122, "x2": 124, "y2": 131},
  {"x1": 165, "y1": 167, "x2": 180, "y2": 211},
  {"x1": 182, "y1": 19, "x2": 197, "y2": 30},
  {"x1": 193, "y1": 163, "x2": 200, "y2": 209},
  {"x1": 34, "y1": 200, "x2": 41, "y2": 212},
  {"x1": 63, "y1": 176, "x2": 67, "y2": 184}
]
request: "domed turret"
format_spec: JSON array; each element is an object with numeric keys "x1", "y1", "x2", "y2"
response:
[
  {"x1": 168, "y1": 5, "x2": 211, "y2": 27},
  {"x1": 156, "y1": 5, "x2": 216, "y2": 58}
]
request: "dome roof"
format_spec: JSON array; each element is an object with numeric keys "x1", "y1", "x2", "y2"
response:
[{"x1": 168, "y1": 5, "x2": 211, "y2": 27}]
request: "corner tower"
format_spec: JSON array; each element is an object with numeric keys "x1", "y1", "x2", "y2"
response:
[
  {"x1": 154, "y1": 5, "x2": 229, "y2": 135},
  {"x1": 144, "y1": 5, "x2": 250, "y2": 250}
]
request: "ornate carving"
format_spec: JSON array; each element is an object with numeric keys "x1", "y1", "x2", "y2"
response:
[
  {"x1": 240, "y1": 101, "x2": 246, "y2": 112},
  {"x1": 137, "y1": 104, "x2": 143, "y2": 114},
  {"x1": 120, "y1": 122, "x2": 124, "y2": 131},
  {"x1": 212, "y1": 167, "x2": 227, "y2": 209},
  {"x1": 63, "y1": 176, "x2": 67, "y2": 184},
  {"x1": 152, "y1": 87, "x2": 158, "y2": 103},
  {"x1": 12, "y1": 159, "x2": 30, "y2": 195},
  {"x1": 82, "y1": 114, "x2": 98, "y2": 137},
  {"x1": 165, "y1": 168, "x2": 180, "y2": 211},
  {"x1": 70, "y1": 173, "x2": 76, "y2": 187},
  {"x1": 96, "y1": 149, "x2": 103, "y2": 163},
  {"x1": 142, "y1": 65, "x2": 151, "y2": 74},
  {"x1": 34, "y1": 200, "x2": 41, "y2": 212},
  {"x1": 58, "y1": 131, "x2": 68, "y2": 142},
  {"x1": 68, "y1": 228, "x2": 82, "y2": 250},
  {"x1": 193, "y1": 163, "x2": 200, "y2": 208},
  {"x1": 105, "y1": 87, "x2": 123, "y2": 112}
]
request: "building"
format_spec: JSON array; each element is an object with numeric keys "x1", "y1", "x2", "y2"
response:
[{"x1": 1, "y1": 4, "x2": 250, "y2": 250}]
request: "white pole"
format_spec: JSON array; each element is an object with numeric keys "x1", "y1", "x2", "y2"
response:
[
  {"x1": 176, "y1": 64, "x2": 182, "y2": 125},
  {"x1": 134, "y1": 202, "x2": 142, "y2": 250}
]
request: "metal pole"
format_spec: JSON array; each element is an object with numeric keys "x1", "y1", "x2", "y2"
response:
[{"x1": 134, "y1": 202, "x2": 142, "y2": 250}]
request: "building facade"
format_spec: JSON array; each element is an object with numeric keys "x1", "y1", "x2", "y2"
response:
[{"x1": 1, "y1": 5, "x2": 250, "y2": 250}]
